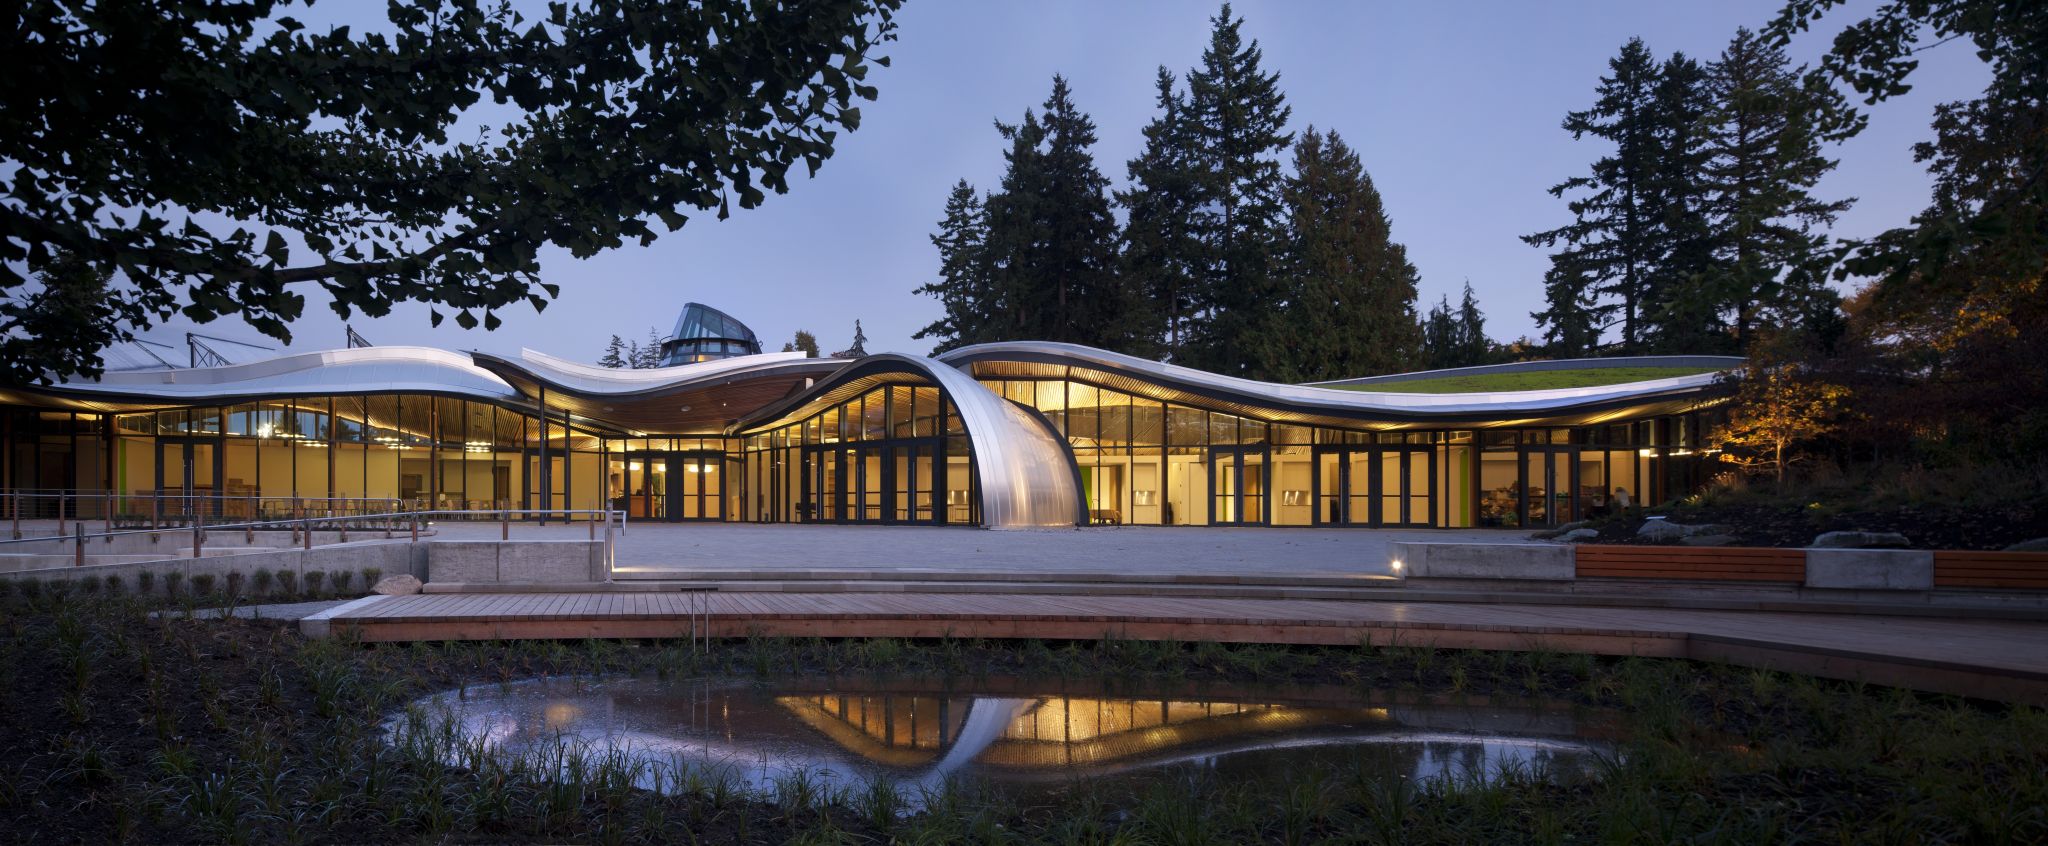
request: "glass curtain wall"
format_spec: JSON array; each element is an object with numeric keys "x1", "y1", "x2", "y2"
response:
[
  {"x1": 739, "y1": 382, "x2": 972, "y2": 525},
  {"x1": 0, "y1": 397, "x2": 604, "y2": 522}
]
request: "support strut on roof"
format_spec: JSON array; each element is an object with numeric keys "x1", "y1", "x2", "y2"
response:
[{"x1": 186, "y1": 332, "x2": 275, "y2": 368}]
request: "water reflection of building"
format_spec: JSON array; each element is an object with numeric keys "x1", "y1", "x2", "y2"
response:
[{"x1": 778, "y1": 694, "x2": 1393, "y2": 772}]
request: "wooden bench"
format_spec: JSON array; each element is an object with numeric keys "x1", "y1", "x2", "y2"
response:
[
  {"x1": 1933, "y1": 551, "x2": 2048, "y2": 590},
  {"x1": 1575, "y1": 545, "x2": 1805, "y2": 583}
]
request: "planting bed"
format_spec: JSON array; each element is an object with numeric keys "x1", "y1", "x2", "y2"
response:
[{"x1": 0, "y1": 588, "x2": 2042, "y2": 843}]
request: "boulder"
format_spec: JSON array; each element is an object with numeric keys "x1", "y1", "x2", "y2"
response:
[
  {"x1": 1680, "y1": 534, "x2": 1739, "y2": 547},
  {"x1": 1683, "y1": 523, "x2": 1733, "y2": 537},
  {"x1": 1555, "y1": 520, "x2": 1592, "y2": 533},
  {"x1": 1558, "y1": 528, "x2": 1600, "y2": 543},
  {"x1": 1810, "y1": 531, "x2": 1911, "y2": 549},
  {"x1": 2004, "y1": 537, "x2": 2048, "y2": 552},
  {"x1": 1636, "y1": 519, "x2": 1687, "y2": 541},
  {"x1": 372, "y1": 574, "x2": 423, "y2": 595}
]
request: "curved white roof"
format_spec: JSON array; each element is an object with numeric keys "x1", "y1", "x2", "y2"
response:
[
  {"x1": 499, "y1": 348, "x2": 834, "y2": 396},
  {"x1": 938, "y1": 341, "x2": 1725, "y2": 419},
  {"x1": 52, "y1": 345, "x2": 518, "y2": 402}
]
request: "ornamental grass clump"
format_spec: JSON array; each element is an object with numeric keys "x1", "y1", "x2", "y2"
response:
[
  {"x1": 136, "y1": 570, "x2": 155, "y2": 595},
  {"x1": 303, "y1": 570, "x2": 326, "y2": 597},
  {"x1": 163, "y1": 571, "x2": 183, "y2": 597},
  {"x1": 253, "y1": 568, "x2": 274, "y2": 596},
  {"x1": 190, "y1": 574, "x2": 216, "y2": 599},
  {"x1": 332, "y1": 570, "x2": 355, "y2": 594},
  {"x1": 276, "y1": 570, "x2": 297, "y2": 599}
]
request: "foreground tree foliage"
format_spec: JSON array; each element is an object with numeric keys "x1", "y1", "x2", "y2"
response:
[
  {"x1": 1278, "y1": 128, "x2": 1422, "y2": 382},
  {"x1": 0, "y1": 0, "x2": 901, "y2": 384},
  {"x1": 1767, "y1": 0, "x2": 2048, "y2": 460}
]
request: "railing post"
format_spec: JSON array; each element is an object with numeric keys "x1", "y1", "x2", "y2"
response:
[
  {"x1": 193, "y1": 519, "x2": 202, "y2": 561},
  {"x1": 11, "y1": 492, "x2": 20, "y2": 540},
  {"x1": 339, "y1": 519, "x2": 347, "y2": 543},
  {"x1": 411, "y1": 512, "x2": 419, "y2": 543},
  {"x1": 74, "y1": 522, "x2": 84, "y2": 567},
  {"x1": 103, "y1": 492, "x2": 112, "y2": 537},
  {"x1": 57, "y1": 493, "x2": 66, "y2": 535},
  {"x1": 501, "y1": 512, "x2": 509, "y2": 541},
  {"x1": 151, "y1": 491, "x2": 160, "y2": 532},
  {"x1": 304, "y1": 515, "x2": 313, "y2": 550}
]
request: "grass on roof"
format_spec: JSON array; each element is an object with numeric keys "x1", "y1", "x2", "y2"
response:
[{"x1": 1327, "y1": 365, "x2": 1723, "y2": 394}]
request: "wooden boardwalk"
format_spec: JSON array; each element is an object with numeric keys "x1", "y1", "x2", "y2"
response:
[{"x1": 305, "y1": 592, "x2": 2048, "y2": 705}]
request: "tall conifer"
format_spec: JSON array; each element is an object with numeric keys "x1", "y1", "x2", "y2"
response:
[
  {"x1": 1181, "y1": 3, "x2": 1293, "y2": 378},
  {"x1": 912, "y1": 180, "x2": 993, "y2": 352},
  {"x1": 1525, "y1": 39, "x2": 1669, "y2": 353},
  {"x1": 1280, "y1": 128, "x2": 1421, "y2": 380},
  {"x1": 1119, "y1": 68, "x2": 1203, "y2": 358},
  {"x1": 1697, "y1": 28, "x2": 1854, "y2": 349}
]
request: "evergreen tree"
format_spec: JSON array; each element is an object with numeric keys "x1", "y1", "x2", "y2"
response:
[
  {"x1": 791, "y1": 330, "x2": 820, "y2": 358},
  {"x1": 1181, "y1": 3, "x2": 1294, "y2": 378},
  {"x1": 1279, "y1": 127, "x2": 1422, "y2": 380},
  {"x1": 1423, "y1": 282, "x2": 1498, "y2": 369},
  {"x1": 847, "y1": 320, "x2": 868, "y2": 357},
  {"x1": 1118, "y1": 68, "x2": 1205, "y2": 358},
  {"x1": 1695, "y1": 28, "x2": 1854, "y2": 350},
  {"x1": 635, "y1": 327, "x2": 664, "y2": 368},
  {"x1": 624, "y1": 339, "x2": 642, "y2": 368},
  {"x1": 597, "y1": 335, "x2": 628, "y2": 368},
  {"x1": 1641, "y1": 53, "x2": 1721, "y2": 353},
  {"x1": 912, "y1": 181, "x2": 994, "y2": 352},
  {"x1": 1453, "y1": 282, "x2": 1494, "y2": 366},
  {"x1": 978, "y1": 76, "x2": 1142, "y2": 349},
  {"x1": 1525, "y1": 39, "x2": 1673, "y2": 353}
]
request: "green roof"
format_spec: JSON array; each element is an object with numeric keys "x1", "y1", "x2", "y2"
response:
[{"x1": 1327, "y1": 365, "x2": 1722, "y2": 394}]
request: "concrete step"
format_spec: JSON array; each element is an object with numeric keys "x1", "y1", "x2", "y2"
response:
[
  {"x1": 609, "y1": 567, "x2": 1403, "y2": 589},
  {"x1": 420, "y1": 578, "x2": 2048, "y2": 621}
]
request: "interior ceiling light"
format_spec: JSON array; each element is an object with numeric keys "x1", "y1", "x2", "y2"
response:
[{"x1": 679, "y1": 405, "x2": 692, "y2": 412}]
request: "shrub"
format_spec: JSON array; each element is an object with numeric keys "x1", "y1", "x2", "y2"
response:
[
  {"x1": 303, "y1": 570, "x2": 326, "y2": 597},
  {"x1": 164, "y1": 571, "x2": 185, "y2": 597},
  {"x1": 253, "y1": 568, "x2": 274, "y2": 595},
  {"x1": 191, "y1": 573, "x2": 217, "y2": 598},
  {"x1": 48, "y1": 580, "x2": 73, "y2": 599},
  {"x1": 19, "y1": 580, "x2": 41, "y2": 599},
  {"x1": 103, "y1": 574, "x2": 123, "y2": 594},
  {"x1": 0, "y1": 579, "x2": 12, "y2": 598},
  {"x1": 333, "y1": 570, "x2": 355, "y2": 593},
  {"x1": 136, "y1": 570, "x2": 156, "y2": 594},
  {"x1": 276, "y1": 570, "x2": 298, "y2": 598},
  {"x1": 363, "y1": 567, "x2": 383, "y2": 588},
  {"x1": 225, "y1": 571, "x2": 245, "y2": 598},
  {"x1": 80, "y1": 577, "x2": 101, "y2": 595}
]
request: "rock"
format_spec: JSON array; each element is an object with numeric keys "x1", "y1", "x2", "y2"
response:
[
  {"x1": 372, "y1": 574, "x2": 423, "y2": 595},
  {"x1": 1556, "y1": 520, "x2": 1592, "y2": 533},
  {"x1": 1636, "y1": 519, "x2": 1687, "y2": 541},
  {"x1": 1559, "y1": 528, "x2": 1600, "y2": 542},
  {"x1": 2005, "y1": 537, "x2": 2048, "y2": 552},
  {"x1": 1810, "y1": 531, "x2": 1911, "y2": 549},
  {"x1": 1530, "y1": 529, "x2": 1563, "y2": 540},
  {"x1": 1681, "y1": 534, "x2": 1740, "y2": 547},
  {"x1": 1683, "y1": 523, "x2": 1733, "y2": 537}
]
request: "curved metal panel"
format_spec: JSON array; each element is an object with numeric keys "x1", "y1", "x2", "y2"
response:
[
  {"x1": 938, "y1": 341, "x2": 1730, "y2": 427},
  {"x1": 734, "y1": 354, "x2": 1083, "y2": 530},
  {"x1": 490, "y1": 348, "x2": 842, "y2": 398},
  {"x1": 40, "y1": 346, "x2": 520, "y2": 403}
]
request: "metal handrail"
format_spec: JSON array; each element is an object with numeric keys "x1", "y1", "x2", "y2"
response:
[{"x1": 0, "y1": 508, "x2": 624, "y2": 577}]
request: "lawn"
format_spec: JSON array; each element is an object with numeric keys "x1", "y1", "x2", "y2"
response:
[{"x1": 1329, "y1": 365, "x2": 1724, "y2": 393}]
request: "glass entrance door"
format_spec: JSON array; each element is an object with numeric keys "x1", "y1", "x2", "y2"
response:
[
  {"x1": 670, "y1": 452, "x2": 723, "y2": 521},
  {"x1": 157, "y1": 439, "x2": 221, "y2": 517},
  {"x1": 1208, "y1": 447, "x2": 1268, "y2": 526},
  {"x1": 800, "y1": 439, "x2": 942, "y2": 525},
  {"x1": 1520, "y1": 447, "x2": 1577, "y2": 528},
  {"x1": 1311, "y1": 446, "x2": 1434, "y2": 527}
]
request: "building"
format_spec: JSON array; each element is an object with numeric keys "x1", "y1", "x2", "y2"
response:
[{"x1": 0, "y1": 323, "x2": 1738, "y2": 530}]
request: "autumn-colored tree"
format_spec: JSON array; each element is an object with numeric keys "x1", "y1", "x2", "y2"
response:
[{"x1": 1711, "y1": 348, "x2": 1850, "y2": 484}]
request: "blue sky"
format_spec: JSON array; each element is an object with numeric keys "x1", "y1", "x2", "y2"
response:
[{"x1": 136, "y1": 0, "x2": 1988, "y2": 366}]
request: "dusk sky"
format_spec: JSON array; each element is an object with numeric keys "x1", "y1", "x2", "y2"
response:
[{"x1": 140, "y1": 0, "x2": 1988, "y2": 368}]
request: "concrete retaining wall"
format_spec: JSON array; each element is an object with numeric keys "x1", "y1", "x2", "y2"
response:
[
  {"x1": 1392, "y1": 542, "x2": 1575, "y2": 581},
  {"x1": 426, "y1": 540, "x2": 604, "y2": 584},
  {"x1": 1, "y1": 539, "x2": 417, "y2": 596},
  {"x1": 1806, "y1": 549, "x2": 1934, "y2": 590}
]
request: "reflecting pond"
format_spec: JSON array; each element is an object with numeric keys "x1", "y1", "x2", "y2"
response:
[{"x1": 396, "y1": 676, "x2": 1617, "y2": 800}]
